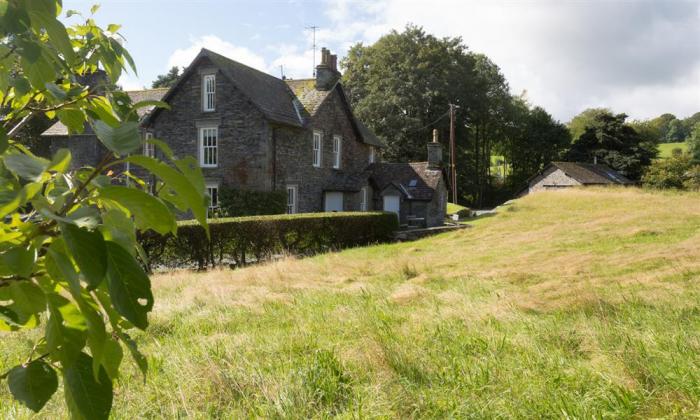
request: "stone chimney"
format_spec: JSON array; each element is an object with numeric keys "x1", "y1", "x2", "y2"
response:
[
  {"x1": 427, "y1": 129, "x2": 443, "y2": 170},
  {"x1": 315, "y1": 47, "x2": 340, "y2": 90},
  {"x1": 76, "y1": 69, "x2": 109, "y2": 95}
]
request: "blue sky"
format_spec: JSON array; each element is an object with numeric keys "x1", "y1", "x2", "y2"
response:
[{"x1": 63, "y1": 0, "x2": 700, "y2": 122}]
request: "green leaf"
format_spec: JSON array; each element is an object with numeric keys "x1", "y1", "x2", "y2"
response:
[
  {"x1": 105, "y1": 241, "x2": 153, "y2": 329},
  {"x1": 45, "y1": 82, "x2": 67, "y2": 101},
  {"x1": 100, "y1": 209, "x2": 135, "y2": 253},
  {"x1": 7, "y1": 361, "x2": 58, "y2": 413},
  {"x1": 99, "y1": 186, "x2": 176, "y2": 235},
  {"x1": 0, "y1": 126, "x2": 8, "y2": 154},
  {"x1": 90, "y1": 4, "x2": 100, "y2": 14},
  {"x1": 61, "y1": 223, "x2": 107, "y2": 289},
  {"x1": 4, "y1": 152, "x2": 50, "y2": 181},
  {"x1": 106, "y1": 23, "x2": 120, "y2": 33},
  {"x1": 92, "y1": 120, "x2": 141, "y2": 155},
  {"x1": 45, "y1": 294, "x2": 88, "y2": 364},
  {"x1": 63, "y1": 352, "x2": 113, "y2": 420},
  {"x1": 126, "y1": 155, "x2": 208, "y2": 231},
  {"x1": 56, "y1": 109, "x2": 85, "y2": 133},
  {"x1": 0, "y1": 245, "x2": 36, "y2": 277},
  {"x1": 8, "y1": 281, "x2": 46, "y2": 314},
  {"x1": 100, "y1": 338, "x2": 123, "y2": 380},
  {"x1": 117, "y1": 331, "x2": 148, "y2": 378},
  {"x1": 48, "y1": 148, "x2": 71, "y2": 173}
]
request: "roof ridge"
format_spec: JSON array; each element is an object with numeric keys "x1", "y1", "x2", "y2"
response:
[{"x1": 201, "y1": 48, "x2": 282, "y2": 83}]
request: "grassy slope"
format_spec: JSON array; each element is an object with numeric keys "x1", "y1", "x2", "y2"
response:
[
  {"x1": 658, "y1": 142, "x2": 689, "y2": 158},
  {"x1": 3, "y1": 188, "x2": 700, "y2": 418},
  {"x1": 446, "y1": 202, "x2": 468, "y2": 215}
]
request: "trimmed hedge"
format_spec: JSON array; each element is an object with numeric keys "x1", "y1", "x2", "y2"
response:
[
  {"x1": 218, "y1": 188, "x2": 286, "y2": 217},
  {"x1": 140, "y1": 212, "x2": 399, "y2": 270}
]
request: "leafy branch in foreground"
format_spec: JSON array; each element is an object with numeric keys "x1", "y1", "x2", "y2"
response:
[{"x1": 0, "y1": 1, "x2": 208, "y2": 418}]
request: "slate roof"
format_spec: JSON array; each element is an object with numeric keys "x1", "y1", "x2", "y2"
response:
[
  {"x1": 367, "y1": 162, "x2": 443, "y2": 201},
  {"x1": 548, "y1": 162, "x2": 632, "y2": 185},
  {"x1": 203, "y1": 49, "x2": 303, "y2": 127},
  {"x1": 41, "y1": 88, "x2": 168, "y2": 136}
]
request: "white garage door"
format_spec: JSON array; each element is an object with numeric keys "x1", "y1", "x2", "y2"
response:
[
  {"x1": 383, "y1": 195, "x2": 400, "y2": 215},
  {"x1": 324, "y1": 192, "x2": 344, "y2": 212}
]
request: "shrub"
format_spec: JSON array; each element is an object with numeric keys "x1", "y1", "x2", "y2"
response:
[
  {"x1": 642, "y1": 154, "x2": 700, "y2": 190},
  {"x1": 218, "y1": 188, "x2": 286, "y2": 217},
  {"x1": 140, "y1": 212, "x2": 399, "y2": 270}
]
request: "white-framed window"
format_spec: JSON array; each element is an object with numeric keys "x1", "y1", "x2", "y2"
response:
[
  {"x1": 199, "y1": 127, "x2": 218, "y2": 168},
  {"x1": 332, "y1": 135, "x2": 342, "y2": 169},
  {"x1": 205, "y1": 183, "x2": 219, "y2": 210},
  {"x1": 369, "y1": 146, "x2": 376, "y2": 164},
  {"x1": 286, "y1": 185, "x2": 297, "y2": 214},
  {"x1": 202, "y1": 74, "x2": 216, "y2": 112},
  {"x1": 360, "y1": 186, "x2": 368, "y2": 211},
  {"x1": 312, "y1": 131, "x2": 322, "y2": 167},
  {"x1": 143, "y1": 132, "x2": 155, "y2": 158}
]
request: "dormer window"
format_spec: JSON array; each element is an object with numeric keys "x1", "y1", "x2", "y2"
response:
[
  {"x1": 332, "y1": 135, "x2": 342, "y2": 169},
  {"x1": 202, "y1": 74, "x2": 215, "y2": 112}
]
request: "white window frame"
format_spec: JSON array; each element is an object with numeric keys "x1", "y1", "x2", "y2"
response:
[
  {"x1": 369, "y1": 146, "x2": 376, "y2": 164},
  {"x1": 286, "y1": 185, "x2": 298, "y2": 214},
  {"x1": 360, "y1": 187, "x2": 368, "y2": 211},
  {"x1": 332, "y1": 135, "x2": 342, "y2": 169},
  {"x1": 202, "y1": 74, "x2": 216, "y2": 112},
  {"x1": 199, "y1": 127, "x2": 218, "y2": 168},
  {"x1": 143, "y1": 132, "x2": 155, "y2": 158},
  {"x1": 312, "y1": 131, "x2": 322, "y2": 167},
  {"x1": 205, "y1": 182, "x2": 219, "y2": 210}
]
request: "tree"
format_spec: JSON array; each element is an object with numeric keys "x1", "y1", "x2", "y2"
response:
[
  {"x1": 342, "y1": 25, "x2": 512, "y2": 207},
  {"x1": 688, "y1": 122, "x2": 700, "y2": 163},
  {"x1": 567, "y1": 108, "x2": 611, "y2": 142},
  {"x1": 566, "y1": 113, "x2": 657, "y2": 180},
  {"x1": 151, "y1": 66, "x2": 181, "y2": 88},
  {"x1": 642, "y1": 154, "x2": 699, "y2": 190},
  {"x1": 664, "y1": 118, "x2": 688, "y2": 143},
  {"x1": 650, "y1": 113, "x2": 677, "y2": 143},
  {"x1": 504, "y1": 103, "x2": 571, "y2": 186},
  {"x1": 0, "y1": 2, "x2": 208, "y2": 417}
]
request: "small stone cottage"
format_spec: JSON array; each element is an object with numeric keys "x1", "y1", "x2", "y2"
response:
[
  {"x1": 525, "y1": 161, "x2": 632, "y2": 194},
  {"x1": 42, "y1": 47, "x2": 448, "y2": 227}
]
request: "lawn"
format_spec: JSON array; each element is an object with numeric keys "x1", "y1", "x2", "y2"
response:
[
  {"x1": 446, "y1": 202, "x2": 469, "y2": 215},
  {"x1": 658, "y1": 142, "x2": 689, "y2": 158},
  {"x1": 2, "y1": 188, "x2": 700, "y2": 418}
]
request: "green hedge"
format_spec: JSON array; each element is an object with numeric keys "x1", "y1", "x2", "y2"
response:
[
  {"x1": 218, "y1": 188, "x2": 286, "y2": 217},
  {"x1": 140, "y1": 212, "x2": 399, "y2": 270}
]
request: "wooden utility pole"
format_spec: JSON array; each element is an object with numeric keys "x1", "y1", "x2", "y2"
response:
[{"x1": 449, "y1": 103, "x2": 458, "y2": 204}]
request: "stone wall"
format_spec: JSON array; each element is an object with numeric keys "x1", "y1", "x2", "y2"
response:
[
  {"x1": 145, "y1": 56, "x2": 273, "y2": 192},
  {"x1": 529, "y1": 167, "x2": 580, "y2": 193}
]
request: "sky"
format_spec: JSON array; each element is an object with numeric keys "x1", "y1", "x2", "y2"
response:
[{"x1": 63, "y1": 0, "x2": 700, "y2": 123}]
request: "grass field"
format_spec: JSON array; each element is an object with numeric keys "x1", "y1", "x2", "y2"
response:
[
  {"x1": 658, "y1": 142, "x2": 689, "y2": 158},
  {"x1": 446, "y1": 202, "x2": 469, "y2": 215},
  {"x1": 2, "y1": 188, "x2": 700, "y2": 418}
]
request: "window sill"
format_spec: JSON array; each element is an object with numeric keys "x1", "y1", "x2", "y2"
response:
[{"x1": 200, "y1": 165, "x2": 218, "y2": 169}]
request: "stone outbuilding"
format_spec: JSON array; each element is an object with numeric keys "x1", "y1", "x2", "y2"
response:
[{"x1": 525, "y1": 161, "x2": 632, "y2": 194}]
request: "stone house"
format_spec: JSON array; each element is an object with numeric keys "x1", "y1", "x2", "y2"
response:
[
  {"x1": 42, "y1": 47, "x2": 447, "y2": 227},
  {"x1": 524, "y1": 161, "x2": 632, "y2": 194}
]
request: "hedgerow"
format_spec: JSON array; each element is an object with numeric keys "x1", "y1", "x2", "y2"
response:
[{"x1": 140, "y1": 212, "x2": 399, "y2": 270}]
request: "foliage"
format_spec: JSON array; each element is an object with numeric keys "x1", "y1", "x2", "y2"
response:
[
  {"x1": 688, "y1": 122, "x2": 700, "y2": 163},
  {"x1": 501, "y1": 100, "x2": 571, "y2": 187},
  {"x1": 642, "y1": 154, "x2": 700, "y2": 191},
  {"x1": 342, "y1": 25, "x2": 512, "y2": 207},
  {"x1": 0, "y1": 2, "x2": 207, "y2": 417},
  {"x1": 657, "y1": 142, "x2": 689, "y2": 159},
  {"x1": 567, "y1": 108, "x2": 611, "y2": 142},
  {"x1": 566, "y1": 112, "x2": 657, "y2": 180},
  {"x1": 151, "y1": 66, "x2": 181, "y2": 89},
  {"x1": 218, "y1": 188, "x2": 286, "y2": 217},
  {"x1": 140, "y1": 212, "x2": 399, "y2": 270}
]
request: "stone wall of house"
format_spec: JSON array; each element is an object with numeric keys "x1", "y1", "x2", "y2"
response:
[
  {"x1": 48, "y1": 134, "x2": 101, "y2": 169},
  {"x1": 273, "y1": 87, "x2": 373, "y2": 213},
  {"x1": 529, "y1": 167, "x2": 580, "y2": 193},
  {"x1": 145, "y1": 56, "x2": 273, "y2": 193}
]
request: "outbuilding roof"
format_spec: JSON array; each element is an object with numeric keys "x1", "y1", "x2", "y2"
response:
[
  {"x1": 367, "y1": 162, "x2": 443, "y2": 201},
  {"x1": 548, "y1": 161, "x2": 632, "y2": 185}
]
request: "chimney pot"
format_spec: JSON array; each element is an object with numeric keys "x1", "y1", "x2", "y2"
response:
[
  {"x1": 315, "y1": 47, "x2": 340, "y2": 90},
  {"x1": 432, "y1": 129, "x2": 439, "y2": 143}
]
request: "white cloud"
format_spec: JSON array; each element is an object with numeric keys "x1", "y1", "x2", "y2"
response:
[
  {"x1": 167, "y1": 35, "x2": 267, "y2": 72},
  {"x1": 317, "y1": 0, "x2": 700, "y2": 121}
]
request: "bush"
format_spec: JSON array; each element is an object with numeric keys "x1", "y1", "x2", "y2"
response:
[
  {"x1": 217, "y1": 188, "x2": 286, "y2": 217},
  {"x1": 642, "y1": 154, "x2": 700, "y2": 191},
  {"x1": 140, "y1": 212, "x2": 399, "y2": 270}
]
